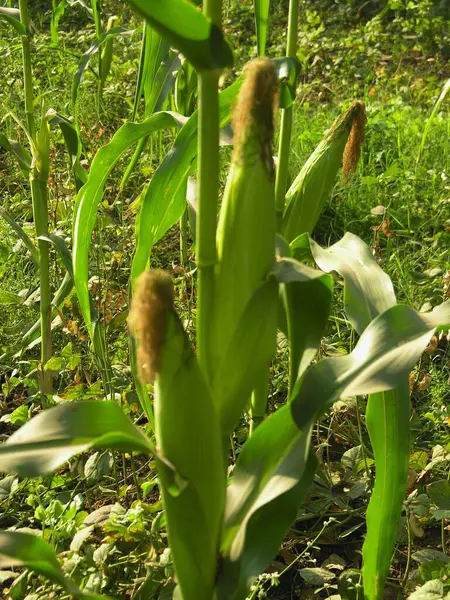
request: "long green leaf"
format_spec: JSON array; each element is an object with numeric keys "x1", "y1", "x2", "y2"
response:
[
  {"x1": 123, "y1": 0, "x2": 233, "y2": 70},
  {"x1": 39, "y1": 234, "x2": 74, "y2": 280},
  {"x1": 0, "y1": 206, "x2": 39, "y2": 268},
  {"x1": 51, "y1": 0, "x2": 67, "y2": 44},
  {"x1": 417, "y1": 76, "x2": 450, "y2": 167},
  {"x1": 223, "y1": 299, "x2": 450, "y2": 596},
  {"x1": 253, "y1": 0, "x2": 270, "y2": 56},
  {"x1": 218, "y1": 446, "x2": 316, "y2": 600},
  {"x1": 0, "y1": 531, "x2": 111, "y2": 599},
  {"x1": 49, "y1": 112, "x2": 87, "y2": 191},
  {"x1": 308, "y1": 233, "x2": 409, "y2": 600},
  {"x1": 0, "y1": 6, "x2": 27, "y2": 35},
  {"x1": 0, "y1": 401, "x2": 153, "y2": 477},
  {"x1": 363, "y1": 384, "x2": 410, "y2": 600},
  {"x1": 291, "y1": 301, "x2": 450, "y2": 429},
  {"x1": 0, "y1": 531, "x2": 78, "y2": 595},
  {"x1": 0, "y1": 133, "x2": 32, "y2": 176},
  {"x1": 73, "y1": 111, "x2": 187, "y2": 335}
]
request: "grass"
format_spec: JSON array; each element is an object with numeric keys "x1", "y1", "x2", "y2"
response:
[{"x1": 0, "y1": 0, "x2": 449, "y2": 598}]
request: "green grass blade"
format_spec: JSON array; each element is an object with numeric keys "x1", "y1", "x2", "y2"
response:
[
  {"x1": 0, "y1": 401, "x2": 153, "y2": 477},
  {"x1": 363, "y1": 383, "x2": 411, "y2": 600},
  {"x1": 253, "y1": 0, "x2": 270, "y2": 56},
  {"x1": 73, "y1": 111, "x2": 187, "y2": 335},
  {"x1": 417, "y1": 76, "x2": 450, "y2": 168},
  {"x1": 0, "y1": 206, "x2": 39, "y2": 268},
  {"x1": 123, "y1": 0, "x2": 233, "y2": 70}
]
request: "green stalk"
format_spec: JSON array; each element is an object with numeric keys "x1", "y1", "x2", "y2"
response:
[
  {"x1": 274, "y1": 0, "x2": 299, "y2": 228},
  {"x1": 19, "y1": 0, "x2": 52, "y2": 394},
  {"x1": 19, "y1": 0, "x2": 35, "y2": 139},
  {"x1": 180, "y1": 208, "x2": 189, "y2": 265},
  {"x1": 196, "y1": 0, "x2": 222, "y2": 381},
  {"x1": 90, "y1": 0, "x2": 103, "y2": 107}
]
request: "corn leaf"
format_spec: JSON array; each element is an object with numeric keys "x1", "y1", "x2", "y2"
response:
[
  {"x1": 123, "y1": 0, "x2": 233, "y2": 70},
  {"x1": 363, "y1": 384, "x2": 410, "y2": 600},
  {"x1": 220, "y1": 404, "x2": 314, "y2": 599},
  {"x1": 0, "y1": 531, "x2": 79, "y2": 596},
  {"x1": 121, "y1": 51, "x2": 182, "y2": 191},
  {"x1": 0, "y1": 401, "x2": 153, "y2": 477},
  {"x1": 50, "y1": 0, "x2": 67, "y2": 45},
  {"x1": 0, "y1": 133, "x2": 32, "y2": 176},
  {"x1": 275, "y1": 257, "x2": 334, "y2": 388},
  {"x1": 0, "y1": 6, "x2": 27, "y2": 35},
  {"x1": 253, "y1": 0, "x2": 270, "y2": 56},
  {"x1": 0, "y1": 206, "x2": 39, "y2": 268},
  {"x1": 0, "y1": 532, "x2": 110, "y2": 599},
  {"x1": 306, "y1": 233, "x2": 409, "y2": 600},
  {"x1": 49, "y1": 112, "x2": 87, "y2": 191},
  {"x1": 39, "y1": 234, "x2": 74, "y2": 280},
  {"x1": 291, "y1": 301, "x2": 450, "y2": 429},
  {"x1": 307, "y1": 232, "x2": 397, "y2": 335},
  {"x1": 221, "y1": 298, "x2": 450, "y2": 598},
  {"x1": 73, "y1": 111, "x2": 187, "y2": 335}
]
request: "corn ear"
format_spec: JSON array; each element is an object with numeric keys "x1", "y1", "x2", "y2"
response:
[
  {"x1": 282, "y1": 101, "x2": 365, "y2": 243},
  {"x1": 211, "y1": 58, "x2": 278, "y2": 377},
  {"x1": 129, "y1": 270, "x2": 225, "y2": 600}
]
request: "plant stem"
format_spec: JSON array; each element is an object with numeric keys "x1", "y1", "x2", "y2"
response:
[
  {"x1": 196, "y1": 0, "x2": 222, "y2": 379},
  {"x1": 274, "y1": 0, "x2": 299, "y2": 228},
  {"x1": 32, "y1": 179, "x2": 53, "y2": 395},
  {"x1": 19, "y1": 0, "x2": 35, "y2": 139},
  {"x1": 90, "y1": 0, "x2": 103, "y2": 108},
  {"x1": 20, "y1": 0, "x2": 53, "y2": 395}
]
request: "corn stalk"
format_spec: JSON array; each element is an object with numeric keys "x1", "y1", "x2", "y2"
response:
[{"x1": 19, "y1": 0, "x2": 52, "y2": 395}]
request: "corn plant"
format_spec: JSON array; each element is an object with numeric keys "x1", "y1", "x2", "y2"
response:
[{"x1": 1, "y1": 1, "x2": 450, "y2": 600}]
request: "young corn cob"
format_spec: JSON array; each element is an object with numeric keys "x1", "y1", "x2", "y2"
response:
[
  {"x1": 282, "y1": 101, "x2": 365, "y2": 243},
  {"x1": 129, "y1": 270, "x2": 225, "y2": 600},
  {"x1": 211, "y1": 58, "x2": 278, "y2": 374}
]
